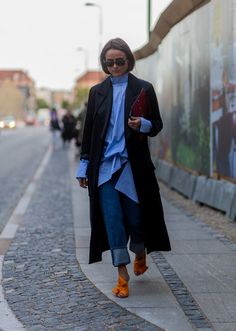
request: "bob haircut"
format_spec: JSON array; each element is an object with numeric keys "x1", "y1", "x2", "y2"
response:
[{"x1": 100, "y1": 38, "x2": 135, "y2": 74}]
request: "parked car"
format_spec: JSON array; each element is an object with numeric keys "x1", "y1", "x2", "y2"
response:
[
  {"x1": 24, "y1": 111, "x2": 36, "y2": 126},
  {"x1": 0, "y1": 115, "x2": 16, "y2": 129}
]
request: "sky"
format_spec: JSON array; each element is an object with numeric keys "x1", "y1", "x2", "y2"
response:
[{"x1": 0, "y1": 0, "x2": 172, "y2": 90}]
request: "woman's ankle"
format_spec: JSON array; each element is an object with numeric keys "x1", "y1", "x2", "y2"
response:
[
  {"x1": 118, "y1": 265, "x2": 130, "y2": 281},
  {"x1": 135, "y1": 251, "x2": 146, "y2": 260}
]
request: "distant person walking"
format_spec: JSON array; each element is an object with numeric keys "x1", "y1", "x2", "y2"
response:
[
  {"x1": 76, "y1": 38, "x2": 171, "y2": 298},
  {"x1": 61, "y1": 109, "x2": 76, "y2": 148},
  {"x1": 49, "y1": 108, "x2": 61, "y2": 149},
  {"x1": 75, "y1": 101, "x2": 88, "y2": 157}
]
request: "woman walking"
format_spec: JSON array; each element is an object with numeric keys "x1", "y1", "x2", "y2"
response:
[{"x1": 76, "y1": 38, "x2": 171, "y2": 298}]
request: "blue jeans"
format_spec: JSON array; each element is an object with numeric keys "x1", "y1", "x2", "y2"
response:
[{"x1": 98, "y1": 174, "x2": 145, "y2": 267}]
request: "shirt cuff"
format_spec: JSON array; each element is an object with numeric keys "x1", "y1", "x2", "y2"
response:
[
  {"x1": 76, "y1": 159, "x2": 89, "y2": 178},
  {"x1": 140, "y1": 117, "x2": 152, "y2": 133}
]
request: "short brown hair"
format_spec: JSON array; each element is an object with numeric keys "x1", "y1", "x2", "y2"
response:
[{"x1": 100, "y1": 38, "x2": 135, "y2": 74}]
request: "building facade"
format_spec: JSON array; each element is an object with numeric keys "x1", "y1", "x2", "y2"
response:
[{"x1": 0, "y1": 69, "x2": 36, "y2": 120}]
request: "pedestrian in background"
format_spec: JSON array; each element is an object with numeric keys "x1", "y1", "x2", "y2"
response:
[
  {"x1": 76, "y1": 38, "x2": 171, "y2": 298},
  {"x1": 75, "y1": 101, "x2": 88, "y2": 157},
  {"x1": 49, "y1": 107, "x2": 61, "y2": 149},
  {"x1": 61, "y1": 109, "x2": 76, "y2": 148}
]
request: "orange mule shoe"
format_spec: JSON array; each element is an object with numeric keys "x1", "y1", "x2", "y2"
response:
[
  {"x1": 112, "y1": 275, "x2": 129, "y2": 298},
  {"x1": 133, "y1": 254, "x2": 148, "y2": 276}
]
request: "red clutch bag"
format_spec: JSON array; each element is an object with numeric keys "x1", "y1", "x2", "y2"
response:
[{"x1": 130, "y1": 88, "x2": 149, "y2": 117}]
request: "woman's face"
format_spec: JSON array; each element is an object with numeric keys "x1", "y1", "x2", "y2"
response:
[{"x1": 104, "y1": 49, "x2": 129, "y2": 77}]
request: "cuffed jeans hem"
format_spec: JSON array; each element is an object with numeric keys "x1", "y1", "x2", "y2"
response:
[
  {"x1": 111, "y1": 247, "x2": 131, "y2": 267},
  {"x1": 129, "y1": 241, "x2": 145, "y2": 255}
]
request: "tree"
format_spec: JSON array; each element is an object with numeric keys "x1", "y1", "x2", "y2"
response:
[
  {"x1": 36, "y1": 98, "x2": 49, "y2": 109},
  {"x1": 61, "y1": 100, "x2": 70, "y2": 110},
  {"x1": 72, "y1": 88, "x2": 89, "y2": 109}
]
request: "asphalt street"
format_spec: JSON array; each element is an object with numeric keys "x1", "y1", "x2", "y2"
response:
[{"x1": 0, "y1": 127, "x2": 50, "y2": 233}]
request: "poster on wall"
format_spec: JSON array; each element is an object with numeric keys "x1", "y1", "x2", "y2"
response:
[
  {"x1": 211, "y1": 0, "x2": 236, "y2": 180},
  {"x1": 151, "y1": 4, "x2": 211, "y2": 176}
]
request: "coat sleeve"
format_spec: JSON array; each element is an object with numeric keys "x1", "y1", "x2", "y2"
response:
[
  {"x1": 80, "y1": 87, "x2": 96, "y2": 160},
  {"x1": 146, "y1": 84, "x2": 163, "y2": 137}
]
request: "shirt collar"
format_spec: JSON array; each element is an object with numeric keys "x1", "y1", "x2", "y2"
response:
[{"x1": 110, "y1": 73, "x2": 128, "y2": 85}]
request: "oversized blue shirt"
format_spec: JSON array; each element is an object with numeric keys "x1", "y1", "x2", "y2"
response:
[
  {"x1": 98, "y1": 74, "x2": 128, "y2": 184},
  {"x1": 76, "y1": 74, "x2": 152, "y2": 203}
]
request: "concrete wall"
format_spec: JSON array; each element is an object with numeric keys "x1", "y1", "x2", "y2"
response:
[{"x1": 155, "y1": 159, "x2": 236, "y2": 221}]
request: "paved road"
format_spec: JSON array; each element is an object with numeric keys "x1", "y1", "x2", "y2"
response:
[{"x1": 0, "y1": 127, "x2": 50, "y2": 233}]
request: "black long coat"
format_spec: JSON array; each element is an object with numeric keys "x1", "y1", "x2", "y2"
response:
[{"x1": 81, "y1": 73, "x2": 171, "y2": 264}]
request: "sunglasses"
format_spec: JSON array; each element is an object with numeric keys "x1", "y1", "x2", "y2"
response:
[{"x1": 104, "y1": 58, "x2": 127, "y2": 67}]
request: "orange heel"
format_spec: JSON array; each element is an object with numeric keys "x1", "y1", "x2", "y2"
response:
[
  {"x1": 134, "y1": 254, "x2": 148, "y2": 276},
  {"x1": 112, "y1": 275, "x2": 129, "y2": 298}
]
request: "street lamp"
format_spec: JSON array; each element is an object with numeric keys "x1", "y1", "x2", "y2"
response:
[
  {"x1": 84, "y1": 2, "x2": 103, "y2": 66},
  {"x1": 147, "y1": 0, "x2": 151, "y2": 40},
  {"x1": 77, "y1": 47, "x2": 88, "y2": 72}
]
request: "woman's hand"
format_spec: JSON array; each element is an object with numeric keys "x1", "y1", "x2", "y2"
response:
[
  {"x1": 128, "y1": 116, "x2": 141, "y2": 131},
  {"x1": 78, "y1": 177, "x2": 88, "y2": 188}
]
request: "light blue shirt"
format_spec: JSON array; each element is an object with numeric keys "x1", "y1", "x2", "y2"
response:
[
  {"x1": 76, "y1": 74, "x2": 152, "y2": 203},
  {"x1": 98, "y1": 74, "x2": 128, "y2": 187}
]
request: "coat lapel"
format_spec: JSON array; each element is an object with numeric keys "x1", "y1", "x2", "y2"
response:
[
  {"x1": 96, "y1": 76, "x2": 111, "y2": 109},
  {"x1": 125, "y1": 73, "x2": 142, "y2": 140},
  {"x1": 96, "y1": 77, "x2": 113, "y2": 139}
]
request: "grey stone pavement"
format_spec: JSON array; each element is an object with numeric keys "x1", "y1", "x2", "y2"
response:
[{"x1": 1, "y1": 145, "x2": 236, "y2": 330}]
